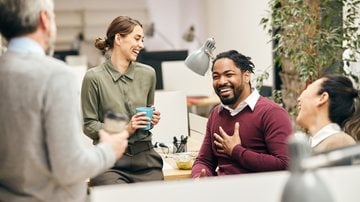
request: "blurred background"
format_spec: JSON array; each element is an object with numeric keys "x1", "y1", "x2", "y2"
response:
[{"x1": 52, "y1": 0, "x2": 274, "y2": 87}]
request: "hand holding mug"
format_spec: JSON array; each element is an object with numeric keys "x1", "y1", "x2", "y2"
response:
[{"x1": 127, "y1": 107, "x2": 154, "y2": 134}]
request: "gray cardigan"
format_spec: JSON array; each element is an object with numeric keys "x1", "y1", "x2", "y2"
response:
[{"x1": 0, "y1": 51, "x2": 116, "y2": 202}]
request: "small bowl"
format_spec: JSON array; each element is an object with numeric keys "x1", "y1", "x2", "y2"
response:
[{"x1": 173, "y1": 153, "x2": 195, "y2": 170}]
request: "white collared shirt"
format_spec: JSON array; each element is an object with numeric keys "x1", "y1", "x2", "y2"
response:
[
  {"x1": 222, "y1": 88, "x2": 260, "y2": 116},
  {"x1": 8, "y1": 37, "x2": 45, "y2": 55},
  {"x1": 310, "y1": 123, "x2": 341, "y2": 148}
]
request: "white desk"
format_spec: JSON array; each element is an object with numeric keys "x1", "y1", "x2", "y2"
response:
[{"x1": 91, "y1": 165, "x2": 360, "y2": 202}]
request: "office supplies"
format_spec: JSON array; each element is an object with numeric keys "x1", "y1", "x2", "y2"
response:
[{"x1": 173, "y1": 135, "x2": 189, "y2": 153}]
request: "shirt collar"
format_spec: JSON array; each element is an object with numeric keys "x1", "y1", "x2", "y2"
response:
[
  {"x1": 221, "y1": 88, "x2": 260, "y2": 116},
  {"x1": 7, "y1": 37, "x2": 45, "y2": 55},
  {"x1": 104, "y1": 59, "x2": 135, "y2": 82},
  {"x1": 310, "y1": 123, "x2": 341, "y2": 147}
]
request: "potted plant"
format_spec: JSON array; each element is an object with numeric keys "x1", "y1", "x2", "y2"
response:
[{"x1": 260, "y1": 0, "x2": 360, "y2": 119}]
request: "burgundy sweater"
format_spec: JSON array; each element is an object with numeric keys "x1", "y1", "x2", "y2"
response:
[{"x1": 192, "y1": 96, "x2": 292, "y2": 177}]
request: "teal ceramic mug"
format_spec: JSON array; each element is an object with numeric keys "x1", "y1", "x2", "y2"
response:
[{"x1": 135, "y1": 107, "x2": 153, "y2": 130}]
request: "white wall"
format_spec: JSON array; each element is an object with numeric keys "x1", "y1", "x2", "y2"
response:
[
  {"x1": 205, "y1": 0, "x2": 273, "y2": 86},
  {"x1": 144, "y1": 0, "x2": 207, "y2": 52},
  {"x1": 161, "y1": 61, "x2": 213, "y2": 97}
]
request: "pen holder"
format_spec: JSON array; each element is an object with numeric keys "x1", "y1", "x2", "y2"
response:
[{"x1": 173, "y1": 141, "x2": 187, "y2": 153}]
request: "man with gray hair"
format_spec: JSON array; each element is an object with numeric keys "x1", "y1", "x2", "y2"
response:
[{"x1": 0, "y1": 0, "x2": 129, "y2": 201}]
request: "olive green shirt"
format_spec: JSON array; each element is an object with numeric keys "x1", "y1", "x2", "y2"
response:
[{"x1": 81, "y1": 59, "x2": 156, "y2": 143}]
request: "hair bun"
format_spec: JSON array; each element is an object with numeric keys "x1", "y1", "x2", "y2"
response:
[{"x1": 94, "y1": 38, "x2": 108, "y2": 52}]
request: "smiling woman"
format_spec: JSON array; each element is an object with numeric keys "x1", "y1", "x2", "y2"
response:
[
  {"x1": 81, "y1": 15, "x2": 164, "y2": 185},
  {"x1": 296, "y1": 74, "x2": 359, "y2": 153}
]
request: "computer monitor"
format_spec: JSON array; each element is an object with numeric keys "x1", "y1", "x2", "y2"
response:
[
  {"x1": 53, "y1": 49, "x2": 79, "y2": 62},
  {"x1": 137, "y1": 49, "x2": 188, "y2": 89}
]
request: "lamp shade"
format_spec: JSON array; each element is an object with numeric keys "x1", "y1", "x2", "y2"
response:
[
  {"x1": 281, "y1": 171, "x2": 334, "y2": 202},
  {"x1": 184, "y1": 37, "x2": 215, "y2": 76}
]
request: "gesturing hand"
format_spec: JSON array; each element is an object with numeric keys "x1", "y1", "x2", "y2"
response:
[
  {"x1": 99, "y1": 129, "x2": 129, "y2": 160},
  {"x1": 195, "y1": 168, "x2": 207, "y2": 179},
  {"x1": 214, "y1": 122, "x2": 241, "y2": 156}
]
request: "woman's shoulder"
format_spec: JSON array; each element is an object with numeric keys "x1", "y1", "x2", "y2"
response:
[
  {"x1": 320, "y1": 132, "x2": 356, "y2": 151},
  {"x1": 330, "y1": 132, "x2": 356, "y2": 144},
  {"x1": 313, "y1": 132, "x2": 356, "y2": 157},
  {"x1": 84, "y1": 65, "x2": 106, "y2": 78},
  {"x1": 133, "y1": 62, "x2": 155, "y2": 73},
  {"x1": 87, "y1": 64, "x2": 106, "y2": 73}
]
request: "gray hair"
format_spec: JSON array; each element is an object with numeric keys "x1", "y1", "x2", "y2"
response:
[{"x1": 0, "y1": 0, "x2": 54, "y2": 40}]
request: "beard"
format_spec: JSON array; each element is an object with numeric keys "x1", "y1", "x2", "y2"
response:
[
  {"x1": 215, "y1": 84, "x2": 243, "y2": 106},
  {"x1": 220, "y1": 94, "x2": 238, "y2": 105}
]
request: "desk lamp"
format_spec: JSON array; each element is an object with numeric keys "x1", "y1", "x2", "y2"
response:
[
  {"x1": 281, "y1": 134, "x2": 334, "y2": 202},
  {"x1": 282, "y1": 134, "x2": 360, "y2": 202},
  {"x1": 184, "y1": 37, "x2": 216, "y2": 76}
]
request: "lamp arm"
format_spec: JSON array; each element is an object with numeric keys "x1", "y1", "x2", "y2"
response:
[
  {"x1": 203, "y1": 37, "x2": 216, "y2": 60},
  {"x1": 204, "y1": 49, "x2": 214, "y2": 60}
]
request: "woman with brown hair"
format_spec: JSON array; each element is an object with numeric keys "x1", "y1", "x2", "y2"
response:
[{"x1": 81, "y1": 16, "x2": 163, "y2": 185}]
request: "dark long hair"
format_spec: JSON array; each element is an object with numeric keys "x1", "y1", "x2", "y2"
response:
[{"x1": 319, "y1": 74, "x2": 359, "y2": 140}]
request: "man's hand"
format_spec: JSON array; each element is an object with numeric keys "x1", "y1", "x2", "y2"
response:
[
  {"x1": 214, "y1": 122, "x2": 241, "y2": 156},
  {"x1": 99, "y1": 129, "x2": 129, "y2": 160},
  {"x1": 195, "y1": 168, "x2": 207, "y2": 179}
]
